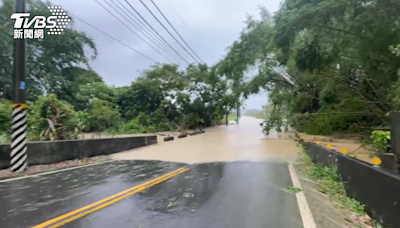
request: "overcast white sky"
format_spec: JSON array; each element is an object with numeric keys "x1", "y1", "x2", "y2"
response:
[{"x1": 49, "y1": 0, "x2": 281, "y2": 109}]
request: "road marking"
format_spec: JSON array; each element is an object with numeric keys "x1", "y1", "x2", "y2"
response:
[
  {"x1": 288, "y1": 163, "x2": 317, "y2": 228},
  {"x1": 0, "y1": 160, "x2": 117, "y2": 183},
  {"x1": 32, "y1": 167, "x2": 190, "y2": 228}
]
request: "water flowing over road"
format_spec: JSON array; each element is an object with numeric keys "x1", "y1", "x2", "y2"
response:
[{"x1": 0, "y1": 117, "x2": 307, "y2": 228}]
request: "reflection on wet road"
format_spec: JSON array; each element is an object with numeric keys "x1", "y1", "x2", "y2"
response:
[
  {"x1": 0, "y1": 161, "x2": 186, "y2": 228},
  {"x1": 0, "y1": 117, "x2": 304, "y2": 228},
  {"x1": 66, "y1": 162, "x2": 302, "y2": 228}
]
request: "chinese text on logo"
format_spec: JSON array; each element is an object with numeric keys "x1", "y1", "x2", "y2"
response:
[{"x1": 10, "y1": 5, "x2": 70, "y2": 39}]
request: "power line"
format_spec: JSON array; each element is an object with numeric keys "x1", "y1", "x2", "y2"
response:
[
  {"x1": 165, "y1": 1, "x2": 203, "y2": 46},
  {"x1": 149, "y1": 0, "x2": 204, "y2": 64},
  {"x1": 36, "y1": 0, "x2": 158, "y2": 63},
  {"x1": 110, "y1": 0, "x2": 181, "y2": 64},
  {"x1": 74, "y1": 15, "x2": 159, "y2": 63},
  {"x1": 100, "y1": 0, "x2": 177, "y2": 64},
  {"x1": 42, "y1": 0, "x2": 159, "y2": 63},
  {"x1": 96, "y1": 0, "x2": 174, "y2": 64},
  {"x1": 111, "y1": 0, "x2": 185, "y2": 65},
  {"x1": 123, "y1": 0, "x2": 190, "y2": 66},
  {"x1": 138, "y1": 0, "x2": 200, "y2": 64},
  {"x1": 114, "y1": 0, "x2": 185, "y2": 65}
]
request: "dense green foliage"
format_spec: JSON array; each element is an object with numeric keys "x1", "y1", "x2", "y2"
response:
[
  {"x1": 3, "y1": 0, "x2": 397, "y2": 143},
  {"x1": 365, "y1": 130, "x2": 391, "y2": 155},
  {"x1": 217, "y1": 1, "x2": 400, "y2": 136},
  {"x1": 0, "y1": 0, "x2": 237, "y2": 142}
]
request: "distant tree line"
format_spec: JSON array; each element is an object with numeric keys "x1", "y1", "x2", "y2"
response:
[{"x1": 0, "y1": 0, "x2": 239, "y2": 142}]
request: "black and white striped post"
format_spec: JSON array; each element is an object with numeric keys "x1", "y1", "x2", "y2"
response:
[{"x1": 10, "y1": 0, "x2": 28, "y2": 172}]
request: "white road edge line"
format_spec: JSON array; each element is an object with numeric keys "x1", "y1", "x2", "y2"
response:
[
  {"x1": 0, "y1": 159, "x2": 116, "y2": 183},
  {"x1": 288, "y1": 162, "x2": 317, "y2": 228}
]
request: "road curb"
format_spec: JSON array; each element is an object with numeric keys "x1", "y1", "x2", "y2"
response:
[
  {"x1": 0, "y1": 159, "x2": 117, "y2": 183},
  {"x1": 288, "y1": 162, "x2": 317, "y2": 228}
]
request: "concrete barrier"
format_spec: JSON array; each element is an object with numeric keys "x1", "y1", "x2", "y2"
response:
[
  {"x1": 178, "y1": 134, "x2": 187, "y2": 138},
  {"x1": 304, "y1": 142, "x2": 400, "y2": 228},
  {"x1": 163, "y1": 136, "x2": 174, "y2": 141},
  {"x1": 0, "y1": 135, "x2": 157, "y2": 169}
]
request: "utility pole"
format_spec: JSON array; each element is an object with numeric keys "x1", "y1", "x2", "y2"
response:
[
  {"x1": 264, "y1": 105, "x2": 267, "y2": 119},
  {"x1": 236, "y1": 102, "x2": 240, "y2": 124},
  {"x1": 262, "y1": 105, "x2": 265, "y2": 119},
  {"x1": 10, "y1": 0, "x2": 28, "y2": 172}
]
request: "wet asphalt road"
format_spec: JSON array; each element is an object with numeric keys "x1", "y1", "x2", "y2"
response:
[
  {"x1": 0, "y1": 160, "x2": 185, "y2": 228},
  {"x1": 0, "y1": 160, "x2": 302, "y2": 228},
  {"x1": 0, "y1": 118, "x2": 304, "y2": 228}
]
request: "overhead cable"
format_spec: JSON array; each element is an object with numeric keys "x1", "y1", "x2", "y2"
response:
[
  {"x1": 43, "y1": 0, "x2": 159, "y2": 63},
  {"x1": 149, "y1": 0, "x2": 204, "y2": 64},
  {"x1": 138, "y1": 0, "x2": 200, "y2": 64},
  {"x1": 96, "y1": 0, "x2": 175, "y2": 64},
  {"x1": 112, "y1": 0, "x2": 185, "y2": 65},
  {"x1": 124, "y1": 0, "x2": 191, "y2": 66},
  {"x1": 165, "y1": 0, "x2": 203, "y2": 44}
]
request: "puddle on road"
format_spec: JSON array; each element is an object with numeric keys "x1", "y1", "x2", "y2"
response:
[{"x1": 111, "y1": 117, "x2": 299, "y2": 164}]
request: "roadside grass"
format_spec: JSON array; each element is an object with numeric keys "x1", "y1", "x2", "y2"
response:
[
  {"x1": 284, "y1": 185, "x2": 302, "y2": 193},
  {"x1": 249, "y1": 111, "x2": 264, "y2": 119},
  {"x1": 228, "y1": 114, "x2": 236, "y2": 121},
  {"x1": 298, "y1": 146, "x2": 384, "y2": 228},
  {"x1": 219, "y1": 114, "x2": 237, "y2": 122}
]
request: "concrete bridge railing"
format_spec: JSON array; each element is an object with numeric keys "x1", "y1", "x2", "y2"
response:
[{"x1": 0, "y1": 135, "x2": 157, "y2": 169}]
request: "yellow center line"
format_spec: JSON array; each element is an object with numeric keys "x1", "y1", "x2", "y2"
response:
[
  {"x1": 47, "y1": 168, "x2": 189, "y2": 228},
  {"x1": 32, "y1": 167, "x2": 190, "y2": 228}
]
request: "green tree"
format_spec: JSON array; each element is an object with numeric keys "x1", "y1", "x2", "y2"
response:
[
  {"x1": 87, "y1": 98, "x2": 120, "y2": 132},
  {"x1": 216, "y1": 1, "x2": 400, "y2": 135},
  {"x1": 29, "y1": 94, "x2": 78, "y2": 141},
  {"x1": 117, "y1": 80, "x2": 164, "y2": 120},
  {"x1": 0, "y1": 0, "x2": 97, "y2": 101},
  {"x1": 75, "y1": 82, "x2": 116, "y2": 111}
]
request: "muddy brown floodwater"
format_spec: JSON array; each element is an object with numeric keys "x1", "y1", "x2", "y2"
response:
[
  {"x1": 111, "y1": 116, "x2": 299, "y2": 164},
  {"x1": 297, "y1": 133, "x2": 374, "y2": 163},
  {"x1": 1, "y1": 116, "x2": 308, "y2": 228}
]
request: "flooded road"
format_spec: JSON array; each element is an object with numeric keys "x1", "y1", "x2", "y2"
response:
[
  {"x1": 0, "y1": 117, "x2": 305, "y2": 228},
  {"x1": 111, "y1": 116, "x2": 299, "y2": 163},
  {"x1": 64, "y1": 162, "x2": 301, "y2": 228}
]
